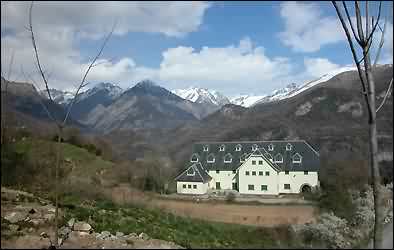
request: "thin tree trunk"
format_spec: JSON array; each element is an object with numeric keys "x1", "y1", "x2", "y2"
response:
[
  {"x1": 54, "y1": 126, "x2": 63, "y2": 248},
  {"x1": 363, "y1": 49, "x2": 383, "y2": 249}
]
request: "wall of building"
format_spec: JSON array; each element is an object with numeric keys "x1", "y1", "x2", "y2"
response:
[
  {"x1": 238, "y1": 155, "x2": 280, "y2": 195},
  {"x1": 177, "y1": 182, "x2": 209, "y2": 195},
  {"x1": 278, "y1": 171, "x2": 319, "y2": 194},
  {"x1": 208, "y1": 170, "x2": 237, "y2": 190}
]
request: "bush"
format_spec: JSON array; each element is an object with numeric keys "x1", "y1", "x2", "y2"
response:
[{"x1": 226, "y1": 192, "x2": 236, "y2": 203}]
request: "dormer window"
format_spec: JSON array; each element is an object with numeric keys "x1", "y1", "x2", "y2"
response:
[
  {"x1": 265, "y1": 153, "x2": 273, "y2": 162},
  {"x1": 219, "y1": 144, "x2": 225, "y2": 151},
  {"x1": 252, "y1": 144, "x2": 258, "y2": 151},
  {"x1": 235, "y1": 144, "x2": 242, "y2": 151},
  {"x1": 224, "y1": 153, "x2": 232, "y2": 163},
  {"x1": 207, "y1": 153, "x2": 215, "y2": 163},
  {"x1": 191, "y1": 153, "x2": 199, "y2": 163},
  {"x1": 240, "y1": 153, "x2": 248, "y2": 163},
  {"x1": 293, "y1": 153, "x2": 302, "y2": 163},
  {"x1": 268, "y1": 144, "x2": 274, "y2": 151},
  {"x1": 274, "y1": 153, "x2": 283, "y2": 163},
  {"x1": 286, "y1": 143, "x2": 292, "y2": 151},
  {"x1": 203, "y1": 145, "x2": 209, "y2": 152},
  {"x1": 186, "y1": 167, "x2": 195, "y2": 176}
]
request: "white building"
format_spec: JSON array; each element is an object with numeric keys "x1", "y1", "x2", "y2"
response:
[{"x1": 175, "y1": 141, "x2": 320, "y2": 195}]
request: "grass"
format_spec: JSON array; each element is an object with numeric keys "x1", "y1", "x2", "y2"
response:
[{"x1": 60, "y1": 194, "x2": 284, "y2": 249}]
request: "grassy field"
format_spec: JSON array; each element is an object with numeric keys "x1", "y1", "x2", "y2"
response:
[{"x1": 61, "y1": 195, "x2": 297, "y2": 249}]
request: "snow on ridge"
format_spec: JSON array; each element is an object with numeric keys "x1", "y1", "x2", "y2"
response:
[{"x1": 172, "y1": 87, "x2": 229, "y2": 106}]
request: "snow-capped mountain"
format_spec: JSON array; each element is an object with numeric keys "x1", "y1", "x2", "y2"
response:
[
  {"x1": 78, "y1": 82, "x2": 123, "y2": 101},
  {"x1": 230, "y1": 95, "x2": 267, "y2": 107},
  {"x1": 172, "y1": 87, "x2": 230, "y2": 107},
  {"x1": 39, "y1": 89, "x2": 74, "y2": 105}
]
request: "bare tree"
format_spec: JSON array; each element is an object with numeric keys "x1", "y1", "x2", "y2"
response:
[
  {"x1": 1, "y1": 50, "x2": 15, "y2": 146},
  {"x1": 332, "y1": 1, "x2": 393, "y2": 248},
  {"x1": 27, "y1": 2, "x2": 116, "y2": 248}
]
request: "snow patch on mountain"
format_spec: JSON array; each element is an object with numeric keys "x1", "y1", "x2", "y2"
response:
[
  {"x1": 39, "y1": 89, "x2": 74, "y2": 105},
  {"x1": 78, "y1": 82, "x2": 123, "y2": 100},
  {"x1": 230, "y1": 95, "x2": 267, "y2": 107},
  {"x1": 172, "y1": 87, "x2": 230, "y2": 106}
]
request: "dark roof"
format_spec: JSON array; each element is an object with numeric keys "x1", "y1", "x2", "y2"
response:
[
  {"x1": 189, "y1": 140, "x2": 319, "y2": 172},
  {"x1": 174, "y1": 162, "x2": 212, "y2": 183}
]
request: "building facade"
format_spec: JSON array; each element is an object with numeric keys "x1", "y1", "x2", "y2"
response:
[{"x1": 174, "y1": 141, "x2": 320, "y2": 195}]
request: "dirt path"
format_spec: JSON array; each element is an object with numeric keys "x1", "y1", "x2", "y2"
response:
[{"x1": 109, "y1": 185, "x2": 318, "y2": 227}]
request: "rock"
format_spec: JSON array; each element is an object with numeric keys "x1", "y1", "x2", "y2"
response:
[
  {"x1": 9, "y1": 224, "x2": 20, "y2": 231},
  {"x1": 73, "y1": 221, "x2": 92, "y2": 232},
  {"x1": 29, "y1": 218, "x2": 45, "y2": 226},
  {"x1": 28, "y1": 227, "x2": 34, "y2": 233},
  {"x1": 100, "y1": 231, "x2": 111, "y2": 239},
  {"x1": 139, "y1": 232, "x2": 149, "y2": 240},
  {"x1": 40, "y1": 232, "x2": 48, "y2": 238},
  {"x1": 48, "y1": 208, "x2": 56, "y2": 213},
  {"x1": 58, "y1": 237, "x2": 64, "y2": 246},
  {"x1": 78, "y1": 232, "x2": 90, "y2": 237},
  {"x1": 67, "y1": 218, "x2": 76, "y2": 228},
  {"x1": 116, "y1": 232, "x2": 124, "y2": 237},
  {"x1": 43, "y1": 213, "x2": 55, "y2": 221},
  {"x1": 59, "y1": 226, "x2": 71, "y2": 238},
  {"x1": 4, "y1": 211, "x2": 27, "y2": 223},
  {"x1": 128, "y1": 232, "x2": 138, "y2": 238}
]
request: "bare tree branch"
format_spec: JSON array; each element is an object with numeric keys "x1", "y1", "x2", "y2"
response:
[
  {"x1": 373, "y1": 17, "x2": 387, "y2": 68},
  {"x1": 20, "y1": 66, "x2": 59, "y2": 125},
  {"x1": 28, "y1": 1, "x2": 53, "y2": 102},
  {"x1": 355, "y1": 1, "x2": 366, "y2": 44},
  {"x1": 62, "y1": 20, "x2": 117, "y2": 126},
  {"x1": 343, "y1": 2, "x2": 362, "y2": 44},
  {"x1": 376, "y1": 78, "x2": 393, "y2": 113},
  {"x1": 365, "y1": 1, "x2": 382, "y2": 44},
  {"x1": 332, "y1": 1, "x2": 371, "y2": 107}
]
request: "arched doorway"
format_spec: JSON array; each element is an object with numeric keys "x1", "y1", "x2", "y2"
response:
[{"x1": 300, "y1": 184, "x2": 312, "y2": 194}]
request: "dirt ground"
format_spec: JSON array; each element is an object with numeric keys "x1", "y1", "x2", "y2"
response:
[{"x1": 108, "y1": 184, "x2": 318, "y2": 227}]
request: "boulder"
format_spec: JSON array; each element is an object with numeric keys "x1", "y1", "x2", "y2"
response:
[
  {"x1": 100, "y1": 231, "x2": 111, "y2": 239},
  {"x1": 59, "y1": 226, "x2": 71, "y2": 238},
  {"x1": 4, "y1": 211, "x2": 26, "y2": 223},
  {"x1": 73, "y1": 221, "x2": 92, "y2": 232},
  {"x1": 139, "y1": 232, "x2": 149, "y2": 240},
  {"x1": 116, "y1": 232, "x2": 124, "y2": 237},
  {"x1": 67, "y1": 218, "x2": 76, "y2": 228}
]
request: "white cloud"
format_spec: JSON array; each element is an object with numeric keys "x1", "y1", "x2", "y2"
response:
[
  {"x1": 278, "y1": 1, "x2": 344, "y2": 53},
  {"x1": 1, "y1": 1, "x2": 210, "y2": 91},
  {"x1": 303, "y1": 57, "x2": 340, "y2": 78},
  {"x1": 156, "y1": 37, "x2": 294, "y2": 94}
]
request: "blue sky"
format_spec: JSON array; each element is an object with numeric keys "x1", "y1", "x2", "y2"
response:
[{"x1": 1, "y1": 1, "x2": 393, "y2": 97}]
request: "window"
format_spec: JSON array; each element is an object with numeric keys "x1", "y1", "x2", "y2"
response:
[
  {"x1": 293, "y1": 153, "x2": 302, "y2": 163},
  {"x1": 191, "y1": 154, "x2": 199, "y2": 162},
  {"x1": 233, "y1": 170, "x2": 236, "y2": 174},
  {"x1": 193, "y1": 185, "x2": 197, "y2": 189},
  {"x1": 252, "y1": 160, "x2": 256, "y2": 165},
  {"x1": 286, "y1": 143, "x2": 292, "y2": 151},
  {"x1": 216, "y1": 182, "x2": 221, "y2": 189},
  {"x1": 268, "y1": 144, "x2": 274, "y2": 151},
  {"x1": 207, "y1": 154, "x2": 215, "y2": 163},
  {"x1": 203, "y1": 145, "x2": 209, "y2": 151},
  {"x1": 252, "y1": 171, "x2": 256, "y2": 176},
  {"x1": 216, "y1": 170, "x2": 220, "y2": 174},
  {"x1": 265, "y1": 153, "x2": 273, "y2": 162},
  {"x1": 183, "y1": 184, "x2": 186, "y2": 188},
  {"x1": 252, "y1": 144, "x2": 258, "y2": 151},
  {"x1": 240, "y1": 153, "x2": 248, "y2": 163},
  {"x1": 261, "y1": 185, "x2": 268, "y2": 191},
  {"x1": 248, "y1": 185, "x2": 254, "y2": 190},
  {"x1": 186, "y1": 167, "x2": 195, "y2": 176},
  {"x1": 235, "y1": 144, "x2": 242, "y2": 151},
  {"x1": 259, "y1": 171, "x2": 263, "y2": 176},
  {"x1": 274, "y1": 153, "x2": 283, "y2": 163},
  {"x1": 188, "y1": 184, "x2": 192, "y2": 189},
  {"x1": 219, "y1": 144, "x2": 225, "y2": 151},
  {"x1": 284, "y1": 184, "x2": 291, "y2": 190},
  {"x1": 258, "y1": 160, "x2": 263, "y2": 165},
  {"x1": 246, "y1": 171, "x2": 250, "y2": 176},
  {"x1": 265, "y1": 171, "x2": 270, "y2": 176},
  {"x1": 232, "y1": 183, "x2": 238, "y2": 190},
  {"x1": 285, "y1": 171, "x2": 289, "y2": 175},
  {"x1": 304, "y1": 171, "x2": 308, "y2": 175},
  {"x1": 224, "y1": 153, "x2": 233, "y2": 163}
]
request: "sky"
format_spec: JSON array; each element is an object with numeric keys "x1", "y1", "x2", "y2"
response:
[{"x1": 1, "y1": 1, "x2": 393, "y2": 97}]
